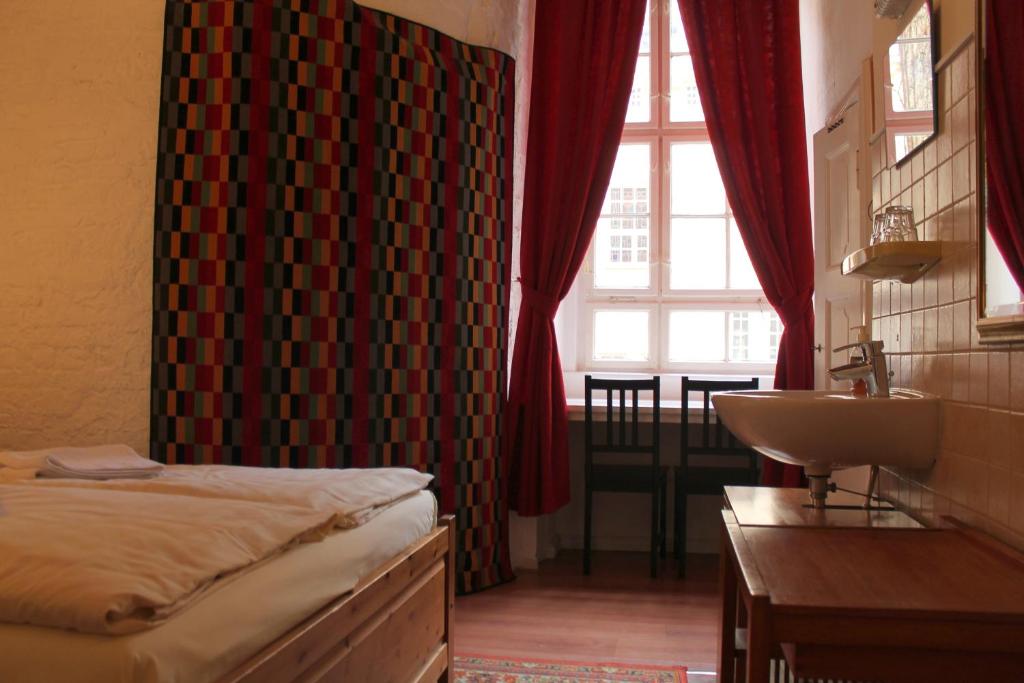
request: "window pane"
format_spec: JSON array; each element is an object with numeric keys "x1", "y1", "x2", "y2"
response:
[
  {"x1": 670, "y1": 143, "x2": 724, "y2": 214},
  {"x1": 594, "y1": 310, "x2": 650, "y2": 362},
  {"x1": 729, "y1": 221, "x2": 761, "y2": 289},
  {"x1": 670, "y1": 55, "x2": 704, "y2": 122},
  {"x1": 596, "y1": 145, "x2": 651, "y2": 289},
  {"x1": 595, "y1": 219, "x2": 650, "y2": 287},
  {"x1": 729, "y1": 310, "x2": 783, "y2": 362},
  {"x1": 668, "y1": 310, "x2": 726, "y2": 362},
  {"x1": 669, "y1": 2, "x2": 687, "y2": 53},
  {"x1": 625, "y1": 55, "x2": 651, "y2": 123},
  {"x1": 602, "y1": 144, "x2": 650, "y2": 212},
  {"x1": 670, "y1": 217, "x2": 726, "y2": 289},
  {"x1": 639, "y1": 2, "x2": 651, "y2": 54}
]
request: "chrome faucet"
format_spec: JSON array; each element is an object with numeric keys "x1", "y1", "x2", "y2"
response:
[{"x1": 828, "y1": 340, "x2": 891, "y2": 397}]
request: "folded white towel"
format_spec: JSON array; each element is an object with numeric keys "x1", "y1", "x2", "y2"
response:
[{"x1": 0, "y1": 445, "x2": 162, "y2": 480}]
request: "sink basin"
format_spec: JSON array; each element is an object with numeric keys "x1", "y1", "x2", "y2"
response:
[{"x1": 712, "y1": 389, "x2": 940, "y2": 478}]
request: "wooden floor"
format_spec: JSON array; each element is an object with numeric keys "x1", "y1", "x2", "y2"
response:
[{"x1": 455, "y1": 551, "x2": 720, "y2": 680}]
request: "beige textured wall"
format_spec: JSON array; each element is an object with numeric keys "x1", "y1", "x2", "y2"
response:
[
  {"x1": 0, "y1": 0, "x2": 532, "y2": 455},
  {"x1": 0, "y1": 2, "x2": 164, "y2": 453}
]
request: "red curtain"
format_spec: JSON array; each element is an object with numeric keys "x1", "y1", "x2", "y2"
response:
[
  {"x1": 679, "y1": 0, "x2": 813, "y2": 488},
  {"x1": 505, "y1": 0, "x2": 647, "y2": 516},
  {"x1": 986, "y1": 0, "x2": 1024, "y2": 292}
]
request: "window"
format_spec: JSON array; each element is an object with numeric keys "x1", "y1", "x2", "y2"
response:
[{"x1": 577, "y1": 1, "x2": 781, "y2": 373}]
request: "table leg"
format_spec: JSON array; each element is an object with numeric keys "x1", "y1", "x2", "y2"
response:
[
  {"x1": 718, "y1": 521, "x2": 737, "y2": 683},
  {"x1": 745, "y1": 595, "x2": 771, "y2": 683}
]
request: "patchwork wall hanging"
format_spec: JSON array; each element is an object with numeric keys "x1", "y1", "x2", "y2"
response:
[{"x1": 151, "y1": 0, "x2": 515, "y2": 593}]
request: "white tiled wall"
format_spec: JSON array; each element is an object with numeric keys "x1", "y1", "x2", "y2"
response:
[{"x1": 871, "y1": 41, "x2": 1024, "y2": 548}]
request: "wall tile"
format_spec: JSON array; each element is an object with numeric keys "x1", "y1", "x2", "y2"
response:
[
  {"x1": 1010, "y1": 474, "x2": 1024, "y2": 533},
  {"x1": 952, "y1": 147, "x2": 971, "y2": 201},
  {"x1": 970, "y1": 299, "x2": 983, "y2": 350},
  {"x1": 951, "y1": 99, "x2": 970, "y2": 155},
  {"x1": 912, "y1": 278, "x2": 925, "y2": 312},
  {"x1": 952, "y1": 251, "x2": 972, "y2": 302},
  {"x1": 952, "y1": 353, "x2": 970, "y2": 402},
  {"x1": 969, "y1": 351, "x2": 988, "y2": 405},
  {"x1": 900, "y1": 353, "x2": 913, "y2": 388},
  {"x1": 912, "y1": 309, "x2": 925, "y2": 349},
  {"x1": 1012, "y1": 413, "x2": 1024, "y2": 473},
  {"x1": 924, "y1": 265, "x2": 938, "y2": 307},
  {"x1": 989, "y1": 352, "x2": 1010, "y2": 409},
  {"x1": 1011, "y1": 351, "x2": 1024, "y2": 412},
  {"x1": 937, "y1": 120, "x2": 952, "y2": 165},
  {"x1": 989, "y1": 467, "x2": 1012, "y2": 526},
  {"x1": 937, "y1": 304, "x2": 954, "y2": 352},
  {"x1": 923, "y1": 170, "x2": 938, "y2": 218},
  {"x1": 987, "y1": 410, "x2": 1015, "y2": 471},
  {"x1": 953, "y1": 300, "x2": 972, "y2": 350},
  {"x1": 963, "y1": 404, "x2": 990, "y2": 461},
  {"x1": 952, "y1": 198, "x2": 972, "y2": 243},
  {"x1": 938, "y1": 259, "x2": 955, "y2": 305},
  {"x1": 923, "y1": 134, "x2": 937, "y2": 172},
  {"x1": 923, "y1": 307, "x2": 937, "y2": 353},
  {"x1": 963, "y1": 457, "x2": 989, "y2": 512},
  {"x1": 951, "y1": 50, "x2": 969, "y2": 103}
]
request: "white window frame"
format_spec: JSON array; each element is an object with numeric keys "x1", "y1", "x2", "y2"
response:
[{"x1": 575, "y1": 0, "x2": 777, "y2": 376}]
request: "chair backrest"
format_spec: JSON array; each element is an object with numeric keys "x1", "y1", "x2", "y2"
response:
[
  {"x1": 584, "y1": 376, "x2": 660, "y2": 464},
  {"x1": 681, "y1": 376, "x2": 759, "y2": 466}
]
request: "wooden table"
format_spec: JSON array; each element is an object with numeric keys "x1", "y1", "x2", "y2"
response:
[{"x1": 719, "y1": 490, "x2": 1024, "y2": 683}]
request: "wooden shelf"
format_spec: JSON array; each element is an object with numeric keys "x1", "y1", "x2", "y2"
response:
[{"x1": 841, "y1": 241, "x2": 943, "y2": 284}]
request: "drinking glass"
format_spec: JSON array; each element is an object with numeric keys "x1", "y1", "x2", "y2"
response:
[
  {"x1": 870, "y1": 212, "x2": 887, "y2": 245},
  {"x1": 883, "y1": 206, "x2": 917, "y2": 242}
]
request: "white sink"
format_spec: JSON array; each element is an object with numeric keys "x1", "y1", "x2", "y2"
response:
[{"x1": 711, "y1": 389, "x2": 940, "y2": 478}]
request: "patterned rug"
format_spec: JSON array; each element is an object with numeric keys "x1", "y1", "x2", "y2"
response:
[{"x1": 454, "y1": 656, "x2": 687, "y2": 682}]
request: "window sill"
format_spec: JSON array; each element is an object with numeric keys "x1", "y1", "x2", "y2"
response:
[
  {"x1": 562, "y1": 369, "x2": 777, "y2": 423},
  {"x1": 563, "y1": 369, "x2": 775, "y2": 396}
]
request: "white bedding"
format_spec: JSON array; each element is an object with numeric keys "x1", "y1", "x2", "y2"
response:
[
  {"x1": 0, "y1": 466, "x2": 433, "y2": 634},
  {"x1": 0, "y1": 489, "x2": 438, "y2": 683}
]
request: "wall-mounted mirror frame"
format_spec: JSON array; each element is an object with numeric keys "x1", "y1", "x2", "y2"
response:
[{"x1": 976, "y1": 0, "x2": 1024, "y2": 343}]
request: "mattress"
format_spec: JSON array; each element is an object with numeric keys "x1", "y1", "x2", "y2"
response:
[{"x1": 0, "y1": 489, "x2": 438, "y2": 683}]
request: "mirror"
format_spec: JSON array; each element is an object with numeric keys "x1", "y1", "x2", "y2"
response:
[
  {"x1": 884, "y1": 1, "x2": 938, "y2": 166},
  {"x1": 978, "y1": 0, "x2": 1024, "y2": 341}
]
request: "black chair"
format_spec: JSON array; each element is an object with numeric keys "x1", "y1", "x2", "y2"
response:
[
  {"x1": 583, "y1": 375, "x2": 667, "y2": 578},
  {"x1": 674, "y1": 376, "x2": 760, "y2": 577}
]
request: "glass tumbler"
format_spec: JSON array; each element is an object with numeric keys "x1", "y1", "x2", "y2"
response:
[
  {"x1": 883, "y1": 206, "x2": 917, "y2": 242},
  {"x1": 870, "y1": 212, "x2": 887, "y2": 245}
]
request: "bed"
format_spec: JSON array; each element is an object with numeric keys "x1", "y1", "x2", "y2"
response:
[{"x1": 0, "y1": 468, "x2": 455, "y2": 683}]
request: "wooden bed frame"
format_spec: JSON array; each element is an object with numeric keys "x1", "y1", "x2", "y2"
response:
[{"x1": 219, "y1": 515, "x2": 456, "y2": 683}]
